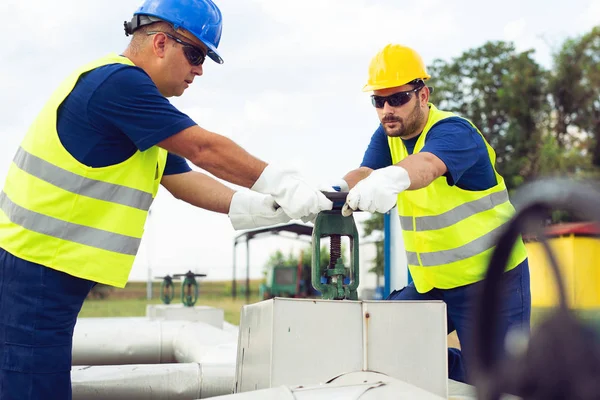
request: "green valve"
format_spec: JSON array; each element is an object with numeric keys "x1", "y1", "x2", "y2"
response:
[
  {"x1": 173, "y1": 271, "x2": 207, "y2": 307},
  {"x1": 311, "y1": 192, "x2": 360, "y2": 300},
  {"x1": 156, "y1": 274, "x2": 176, "y2": 305}
]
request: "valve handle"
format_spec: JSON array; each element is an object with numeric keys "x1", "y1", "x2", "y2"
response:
[
  {"x1": 173, "y1": 270, "x2": 207, "y2": 278},
  {"x1": 321, "y1": 191, "x2": 348, "y2": 211}
]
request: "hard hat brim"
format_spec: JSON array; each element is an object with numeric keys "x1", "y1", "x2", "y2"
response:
[
  {"x1": 362, "y1": 75, "x2": 431, "y2": 92},
  {"x1": 204, "y1": 45, "x2": 224, "y2": 64}
]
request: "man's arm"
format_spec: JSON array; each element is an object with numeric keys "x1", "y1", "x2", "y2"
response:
[
  {"x1": 343, "y1": 152, "x2": 446, "y2": 191},
  {"x1": 343, "y1": 167, "x2": 373, "y2": 189},
  {"x1": 158, "y1": 126, "x2": 266, "y2": 188},
  {"x1": 161, "y1": 171, "x2": 294, "y2": 230},
  {"x1": 158, "y1": 126, "x2": 333, "y2": 220},
  {"x1": 397, "y1": 152, "x2": 447, "y2": 190},
  {"x1": 343, "y1": 152, "x2": 447, "y2": 215},
  {"x1": 161, "y1": 170, "x2": 234, "y2": 213},
  {"x1": 343, "y1": 119, "x2": 476, "y2": 214},
  {"x1": 90, "y1": 66, "x2": 330, "y2": 220}
]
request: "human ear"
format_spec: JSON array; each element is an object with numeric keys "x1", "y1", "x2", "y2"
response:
[{"x1": 152, "y1": 33, "x2": 168, "y2": 58}]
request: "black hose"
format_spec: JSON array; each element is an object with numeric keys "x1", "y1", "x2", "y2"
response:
[{"x1": 472, "y1": 179, "x2": 600, "y2": 400}]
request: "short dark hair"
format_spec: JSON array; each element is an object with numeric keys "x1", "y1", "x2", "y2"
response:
[{"x1": 128, "y1": 21, "x2": 175, "y2": 54}]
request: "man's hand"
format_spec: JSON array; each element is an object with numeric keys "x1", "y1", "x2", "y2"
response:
[
  {"x1": 344, "y1": 165, "x2": 411, "y2": 214},
  {"x1": 228, "y1": 190, "x2": 292, "y2": 230},
  {"x1": 251, "y1": 164, "x2": 333, "y2": 220}
]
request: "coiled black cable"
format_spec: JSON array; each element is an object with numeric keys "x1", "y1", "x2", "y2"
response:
[{"x1": 472, "y1": 179, "x2": 600, "y2": 400}]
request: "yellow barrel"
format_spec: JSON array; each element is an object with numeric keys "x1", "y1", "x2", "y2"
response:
[{"x1": 525, "y1": 222, "x2": 600, "y2": 309}]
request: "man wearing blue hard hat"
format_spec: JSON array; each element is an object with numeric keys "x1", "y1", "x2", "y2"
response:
[{"x1": 0, "y1": 0, "x2": 332, "y2": 398}]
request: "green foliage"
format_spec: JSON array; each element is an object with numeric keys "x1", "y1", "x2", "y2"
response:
[
  {"x1": 429, "y1": 41, "x2": 548, "y2": 190},
  {"x1": 265, "y1": 249, "x2": 297, "y2": 270},
  {"x1": 536, "y1": 132, "x2": 591, "y2": 178},
  {"x1": 550, "y1": 26, "x2": 600, "y2": 166},
  {"x1": 362, "y1": 213, "x2": 384, "y2": 277},
  {"x1": 264, "y1": 244, "x2": 348, "y2": 274},
  {"x1": 427, "y1": 26, "x2": 600, "y2": 192}
]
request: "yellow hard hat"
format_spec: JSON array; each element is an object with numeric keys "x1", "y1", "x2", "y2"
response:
[{"x1": 363, "y1": 44, "x2": 431, "y2": 92}]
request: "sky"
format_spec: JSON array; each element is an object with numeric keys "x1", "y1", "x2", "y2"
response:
[{"x1": 1, "y1": 0, "x2": 598, "y2": 284}]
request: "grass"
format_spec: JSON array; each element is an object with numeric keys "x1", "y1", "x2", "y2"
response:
[
  {"x1": 80, "y1": 280, "x2": 600, "y2": 334},
  {"x1": 79, "y1": 279, "x2": 263, "y2": 324},
  {"x1": 531, "y1": 306, "x2": 600, "y2": 332},
  {"x1": 80, "y1": 296, "x2": 261, "y2": 325}
]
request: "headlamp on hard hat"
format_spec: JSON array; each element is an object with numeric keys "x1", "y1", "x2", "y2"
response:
[{"x1": 124, "y1": 15, "x2": 159, "y2": 36}]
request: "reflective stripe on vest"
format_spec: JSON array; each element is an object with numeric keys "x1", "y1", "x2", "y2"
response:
[
  {"x1": 0, "y1": 191, "x2": 140, "y2": 255},
  {"x1": 0, "y1": 53, "x2": 168, "y2": 288},
  {"x1": 388, "y1": 103, "x2": 528, "y2": 292},
  {"x1": 13, "y1": 146, "x2": 154, "y2": 211},
  {"x1": 405, "y1": 221, "x2": 505, "y2": 266},
  {"x1": 399, "y1": 190, "x2": 509, "y2": 232}
]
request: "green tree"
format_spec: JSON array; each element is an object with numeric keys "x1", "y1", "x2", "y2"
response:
[
  {"x1": 264, "y1": 244, "x2": 348, "y2": 275},
  {"x1": 362, "y1": 213, "x2": 384, "y2": 279},
  {"x1": 265, "y1": 249, "x2": 284, "y2": 268},
  {"x1": 428, "y1": 41, "x2": 549, "y2": 189},
  {"x1": 549, "y1": 26, "x2": 600, "y2": 172}
]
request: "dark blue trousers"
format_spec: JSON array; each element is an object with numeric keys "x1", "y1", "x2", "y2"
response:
[
  {"x1": 0, "y1": 248, "x2": 95, "y2": 400},
  {"x1": 386, "y1": 261, "x2": 531, "y2": 383}
]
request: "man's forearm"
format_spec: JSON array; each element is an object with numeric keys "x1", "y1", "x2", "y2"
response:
[
  {"x1": 192, "y1": 133, "x2": 267, "y2": 187},
  {"x1": 161, "y1": 171, "x2": 235, "y2": 213},
  {"x1": 159, "y1": 126, "x2": 267, "y2": 188},
  {"x1": 397, "y1": 152, "x2": 447, "y2": 190},
  {"x1": 343, "y1": 167, "x2": 373, "y2": 189}
]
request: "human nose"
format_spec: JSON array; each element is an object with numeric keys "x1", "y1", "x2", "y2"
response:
[
  {"x1": 191, "y1": 64, "x2": 203, "y2": 76},
  {"x1": 382, "y1": 100, "x2": 395, "y2": 114}
]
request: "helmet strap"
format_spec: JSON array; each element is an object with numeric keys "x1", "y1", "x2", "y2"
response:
[{"x1": 124, "y1": 15, "x2": 160, "y2": 36}]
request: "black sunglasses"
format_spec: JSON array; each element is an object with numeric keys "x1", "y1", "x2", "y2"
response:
[
  {"x1": 147, "y1": 31, "x2": 206, "y2": 66},
  {"x1": 371, "y1": 84, "x2": 424, "y2": 108}
]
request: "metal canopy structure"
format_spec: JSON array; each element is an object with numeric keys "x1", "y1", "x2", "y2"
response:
[{"x1": 232, "y1": 223, "x2": 313, "y2": 302}]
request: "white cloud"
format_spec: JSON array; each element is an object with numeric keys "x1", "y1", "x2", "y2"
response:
[
  {"x1": 229, "y1": 0, "x2": 458, "y2": 68},
  {"x1": 503, "y1": 19, "x2": 527, "y2": 42},
  {"x1": 581, "y1": 0, "x2": 600, "y2": 27}
]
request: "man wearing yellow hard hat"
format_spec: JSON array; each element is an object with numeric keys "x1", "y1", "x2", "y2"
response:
[{"x1": 339, "y1": 44, "x2": 531, "y2": 383}]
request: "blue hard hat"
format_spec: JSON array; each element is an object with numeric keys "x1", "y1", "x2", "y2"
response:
[{"x1": 126, "y1": 0, "x2": 224, "y2": 64}]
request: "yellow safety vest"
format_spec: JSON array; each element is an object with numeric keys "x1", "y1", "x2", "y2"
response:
[
  {"x1": 388, "y1": 103, "x2": 527, "y2": 293},
  {"x1": 0, "y1": 54, "x2": 167, "y2": 288}
]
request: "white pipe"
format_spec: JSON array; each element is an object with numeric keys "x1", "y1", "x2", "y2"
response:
[
  {"x1": 71, "y1": 317, "x2": 239, "y2": 399},
  {"x1": 72, "y1": 363, "x2": 235, "y2": 399},
  {"x1": 72, "y1": 318, "x2": 186, "y2": 365},
  {"x1": 173, "y1": 321, "x2": 237, "y2": 364},
  {"x1": 198, "y1": 363, "x2": 237, "y2": 398},
  {"x1": 72, "y1": 318, "x2": 237, "y2": 365},
  {"x1": 197, "y1": 342, "x2": 238, "y2": 365},
  {"x1": 223, "y1": 321, "x2": 240, "y2": 335},
  {"x1": 210, "y1": 371, "x2": 446, "y2": 400}
]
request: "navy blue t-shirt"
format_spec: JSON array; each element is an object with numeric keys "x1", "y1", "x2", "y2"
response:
[
  {"x1": 57, "y1": 63, "x2": 194, "y2": 175},
  {"x1": 360, "y1": 117, "x2": 497, "y2": 191}
]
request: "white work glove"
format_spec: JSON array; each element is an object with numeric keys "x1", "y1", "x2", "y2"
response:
[
  {"x1": 331, "y1": 179, "x2": 349, "y2": 193},
  {"x1": 295, "y1": 181, "x2": 343, "y2": 224},
  {"x1": 344, "y1": 166, "x2": 411, "y2": 216},
  {"x1": 228, "y1": 190, "x2": 292, "y2": 230},
  {"x1": 296, "y1": 179, "x2": 349, "y2": 224},
  {"x1": 251, "y1": 164, "x2": 333, "y2": 220}
]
